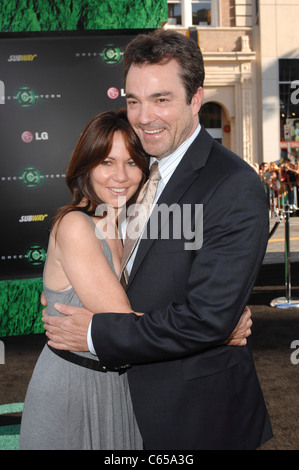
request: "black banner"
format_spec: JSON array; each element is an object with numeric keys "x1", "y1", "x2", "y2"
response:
[{"x1": 0, "y1": 31, "x2": 149, "y2": 280}]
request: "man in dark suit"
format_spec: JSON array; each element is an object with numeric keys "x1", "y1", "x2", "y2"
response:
[{"x1": 43, "y1": 30, "x2": 272, "y2": 449}]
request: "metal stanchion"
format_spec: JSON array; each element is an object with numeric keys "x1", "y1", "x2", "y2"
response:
[
  {"x1": 268, "y1": 212, "x2": 283, "y2": 239},
  {"x1": 270, "y1": 204, "x2": 299, "y2": 308}
]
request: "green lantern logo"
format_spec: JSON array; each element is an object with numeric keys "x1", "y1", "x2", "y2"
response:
[
  {"x1": 16, "y1": 86, "x2": 37, "y2": 108},
  {"x1": 22, "y1": 167, "x2": 41, "y2": 188},
  {"x1": 101, "y1": 45, "x2": 122, "y2": 65},
  {"x1": 25, "y1": 244, "x2": 47, "y2": 266}
]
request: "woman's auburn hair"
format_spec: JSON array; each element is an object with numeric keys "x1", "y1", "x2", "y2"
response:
[{"x1": 51, "y1": 108, "x2": 149, "y2": 231}]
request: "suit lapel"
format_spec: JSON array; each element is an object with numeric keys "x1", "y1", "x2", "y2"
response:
[{"x1": 127, "y1": 127, "x2": 214, "y2": 289}]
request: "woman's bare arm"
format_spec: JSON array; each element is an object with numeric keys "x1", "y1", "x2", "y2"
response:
[{"x1": 51, "y1": 211, "x2": 133, "y2": 314}]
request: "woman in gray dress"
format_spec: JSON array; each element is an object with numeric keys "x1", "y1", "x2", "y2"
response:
[{"x1": 19, "y1": 109, "x2": 149, "y2": 450}]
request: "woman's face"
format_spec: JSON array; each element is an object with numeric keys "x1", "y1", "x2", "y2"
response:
[{"x1": 90, "y1": 131, "x2": 143, "y2": 209}]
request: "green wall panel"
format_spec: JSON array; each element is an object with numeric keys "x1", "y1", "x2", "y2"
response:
[
  {"x1": 0, "y1": 278, "x2": 44, "y2": 336},
  {"x1": 0, "y1": 0, "x2": 167, "y2": 32},
  {"x1": 0, "y1": 0, "x2": 167, "y2": 336}
]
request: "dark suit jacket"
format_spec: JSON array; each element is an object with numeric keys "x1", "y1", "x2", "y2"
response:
[{"x1": 92, "y1": 127, "x2": 273, "y2": 449}]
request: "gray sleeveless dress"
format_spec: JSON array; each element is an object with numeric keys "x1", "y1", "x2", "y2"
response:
[{"x1": 19, "y1": 214, "x2": 143, "y2": 450}]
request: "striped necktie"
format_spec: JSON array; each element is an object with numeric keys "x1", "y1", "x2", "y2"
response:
[{"x1": 120, "y1": 161, "x2": 161, "y2": 284}]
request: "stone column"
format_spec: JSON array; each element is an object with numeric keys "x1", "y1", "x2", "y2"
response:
[{"x1": 240, "y1": 64, "x2": 254, "y2": 164}]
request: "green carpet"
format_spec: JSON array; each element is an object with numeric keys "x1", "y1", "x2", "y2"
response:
[
  {"x1": 0, "y1": 403, "x2": 23, "y2": 450},
  {"x1": 0, "y1": 425, "x2": 20, "y2": 450}
]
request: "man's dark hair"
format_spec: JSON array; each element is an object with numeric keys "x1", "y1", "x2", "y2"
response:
[{"x1": 124, "y1": 29, "x2": 205, "y2": 104}]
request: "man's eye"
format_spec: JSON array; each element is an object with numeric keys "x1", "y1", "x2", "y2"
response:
[{"x1": 156, "y1": 96, "x2": 169, "y2": 103}]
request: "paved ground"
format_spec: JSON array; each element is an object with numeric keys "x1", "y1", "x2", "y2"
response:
[{"x1": 266, "y1": 212, "x2": 299, "y2": 264}]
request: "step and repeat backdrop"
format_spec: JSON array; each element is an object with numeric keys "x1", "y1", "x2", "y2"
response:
[{"x1": 0, "y1": 30, "x2": 148, "y2": 281}]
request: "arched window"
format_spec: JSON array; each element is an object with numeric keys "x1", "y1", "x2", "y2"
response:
[{"x1": 201, "y1": 102, "x2": 222, "y2": 143}]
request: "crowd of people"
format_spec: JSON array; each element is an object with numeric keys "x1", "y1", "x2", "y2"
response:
[{"x1": 253, "y1": 160, "x2": 299, "y2": 216}]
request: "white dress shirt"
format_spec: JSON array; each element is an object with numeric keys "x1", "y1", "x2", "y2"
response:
[{"x1": 87, "y1": 124, "x2": 201, "y2": 354}]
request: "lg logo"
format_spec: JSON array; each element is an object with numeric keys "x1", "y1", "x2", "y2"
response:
[
  {"x1": 21, "y1": 131, "x2": 49, "y2": 143},
  {"x1": 107, "y1": 87, "x2": 126, "y2": 100}
]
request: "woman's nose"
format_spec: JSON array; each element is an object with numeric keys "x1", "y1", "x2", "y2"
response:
[{"x1": 113, "y1": 165, "x2": 129, "y2": 182}]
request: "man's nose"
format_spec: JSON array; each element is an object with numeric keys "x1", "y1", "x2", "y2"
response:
[{"x1": 138, "y1": 103, "x2": 154, "y2": 125}]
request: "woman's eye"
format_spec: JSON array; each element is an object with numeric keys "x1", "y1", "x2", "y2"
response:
[{"x1": 127, "y1": 160, "x2": 136, "y2": 166}]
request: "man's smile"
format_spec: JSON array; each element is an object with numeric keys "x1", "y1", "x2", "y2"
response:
[{"x1": 143, "y1": 128, "x2": 165, "y2": 135}]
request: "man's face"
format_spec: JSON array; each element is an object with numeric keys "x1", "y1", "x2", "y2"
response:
[{"x1": 125, "y1": 59, "x2": 203, "y2": 159}]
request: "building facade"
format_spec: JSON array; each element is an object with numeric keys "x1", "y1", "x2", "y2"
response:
[
  {"x1": 165, "y1": 0, "x2": 299, "y2": 165},
  {"x1": 258, "y1": 0, "x2": 299, "y2": 164}
]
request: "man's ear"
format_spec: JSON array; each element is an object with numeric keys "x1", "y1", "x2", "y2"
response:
[{"x1": 192, "y1": 87, "x2": 204, "y2": 116}]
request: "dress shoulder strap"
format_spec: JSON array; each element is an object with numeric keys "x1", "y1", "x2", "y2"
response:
[
  {"x1": 78, "y1": 211, "x2": 117, "y2": 276},
  {"x1": 79, "y1": 211, "x2": 103, "y2": 239}
]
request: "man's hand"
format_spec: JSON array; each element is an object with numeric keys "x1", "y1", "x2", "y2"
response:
[
  {"x1": 42, "y1": 303, "x2": 94, "y2": 351},
  {"x1": 225, "y1": 306, "x2": 253, "y2": 346}
]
